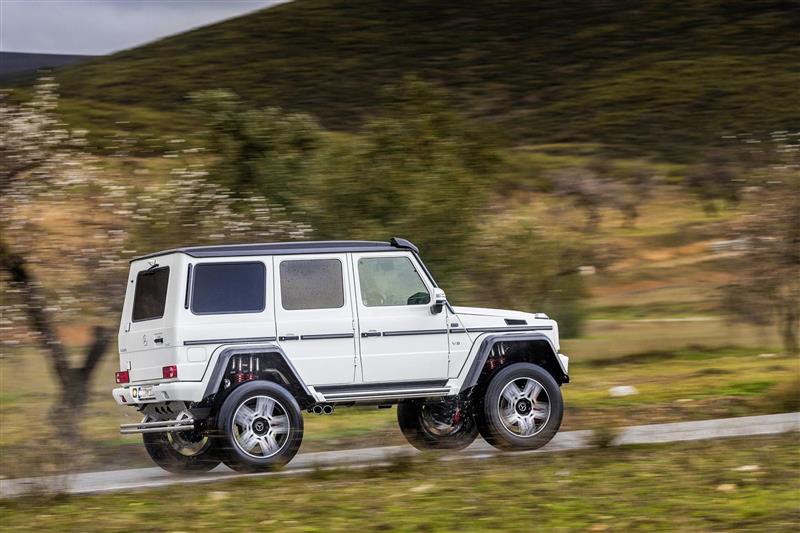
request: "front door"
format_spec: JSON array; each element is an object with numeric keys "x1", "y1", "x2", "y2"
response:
[
  {"x1": 273, "y1": 254, "x2": 357, "y2": 386},
  {"x1": 353, "y1": 252, "x2": 449, "y2": 383}
]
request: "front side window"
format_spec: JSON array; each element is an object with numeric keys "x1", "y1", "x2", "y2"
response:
[
  {"x1": 358, "y1": 256, "x2": 430, "y2": 307},
  {"x1": 280, "y1": 259, "x2": 344, "y2": 310},
  {"x1": 191, "y1": 262, "x2": 266, "y2": 314},
  {"x1": 132, "y1": 267, "x2": 170, "y2": 321}
]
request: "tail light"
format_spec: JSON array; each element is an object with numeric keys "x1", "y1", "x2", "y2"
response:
[
  {"x1": 162, "y1": 365, "x2": 178, "y2": 379},
  {"x1": 115, "y1": 370, "x2": 130, "y2": 384}
]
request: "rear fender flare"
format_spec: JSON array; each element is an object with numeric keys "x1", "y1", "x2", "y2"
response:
[{"x1": 202, "y1": 344, "x2": 313, "y2": 406}]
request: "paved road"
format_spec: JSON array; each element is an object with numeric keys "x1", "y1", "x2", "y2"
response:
[{"x1": 2, "y1": 412, "x2": 797, "y2": 498}]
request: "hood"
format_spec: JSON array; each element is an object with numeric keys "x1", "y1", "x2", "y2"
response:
[{"x1": 450, "y1": 306, "x2": 559, "y2": 350}]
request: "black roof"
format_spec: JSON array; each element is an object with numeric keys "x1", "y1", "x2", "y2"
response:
[{"x1": 131, "y1": 237, "x2": 419, "y2": 262}]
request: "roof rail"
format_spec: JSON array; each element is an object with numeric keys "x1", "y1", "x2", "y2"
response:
[{"x1": 389, "y1": 237, "x2": 419, "y2": 254}]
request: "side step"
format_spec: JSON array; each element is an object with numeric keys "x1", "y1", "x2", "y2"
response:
[
  {"x1": 323, "y1": 387, "x2": 450, "y2": 402},
  {"x1": 316, "y1": 380, "x2": 450, "y2": 402}
]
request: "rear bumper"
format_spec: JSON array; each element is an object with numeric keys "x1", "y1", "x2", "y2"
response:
[{"x1": 112, "y1": 381, "x2": 206, "y2": 405}]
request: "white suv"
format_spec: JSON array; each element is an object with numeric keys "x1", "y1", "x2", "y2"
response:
[{"x1": 113, "y1": 238, "x2": 569, "y2": 473}]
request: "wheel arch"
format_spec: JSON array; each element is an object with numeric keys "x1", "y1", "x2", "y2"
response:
[
  {"x1": 202, "y1": 345, "x2": 315, "y2": 409},
  {"x1": 459, "y1": 333, "x2": 569, "y2": 393}
]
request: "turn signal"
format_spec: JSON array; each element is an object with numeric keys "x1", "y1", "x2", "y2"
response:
[
  {"x1": 162, "y1": 365, "x2": 178, "y2": 379},
  {"x1": 115, "y1": 370, "x2": 130, "y2": 384}
]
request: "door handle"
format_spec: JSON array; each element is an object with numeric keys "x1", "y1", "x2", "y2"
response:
[
  {"x1": 361, "y1": 331, "x2": 381, "y2": 338},
  {"x1": 279, "y1": 335, "x2": 300, "y2": 341}
]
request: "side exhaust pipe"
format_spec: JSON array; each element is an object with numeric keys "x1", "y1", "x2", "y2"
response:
[
  {"x1": 309, "y1": 404, "x2": 334, "y2": 415},
  {"x1": 322, "y1": 404, "x2": 334, "y2": 415},
  {"x1": 312, "y1": 404, "x2": 324, "y2": 415}
]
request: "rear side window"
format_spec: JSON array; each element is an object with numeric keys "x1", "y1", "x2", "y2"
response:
[
  {"x1": 132, "y1": 267, "x2": 170, "y2": 322},
  {"x1": 191, "y1": 262, "x2": 266, "y2": 314},
  {"x1": 280, "y1": 259, "x2": 344, "y2": 310}
]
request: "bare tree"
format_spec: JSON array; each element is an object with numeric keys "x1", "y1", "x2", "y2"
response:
[
  {"x1": 721, "y1": 133, "x2": 800, "y2": 354},
  {"x1": 0, "y1": 80, "x2": 125, "y2": 449},
  {"x1": 684, "y1": 146, "x2": 762, "y2": 214},
  {"x1": 0, "y1": 81, "x2": 310, "y2": 456},
  {"x1": 548, "y1": 165, "x2": 658, "y2": 231}
]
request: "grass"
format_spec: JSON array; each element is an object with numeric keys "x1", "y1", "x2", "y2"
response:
[
  {"x1": 7, "y1": 0, "x2": 799, "y2": 159},
  {"x1": 1, "y1": 434, "x2": 798, "y2": 531}
]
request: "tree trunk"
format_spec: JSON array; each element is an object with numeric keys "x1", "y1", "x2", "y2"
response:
[
  {"x1": 781, "y1": 306, "x2": 799, "y2": 355},
  {"x1": 1, "y1": 240, "x2": 111, "y2": 467},
  {"x1": 51, "y1": 326, "x2": 112, "y2": 452}
]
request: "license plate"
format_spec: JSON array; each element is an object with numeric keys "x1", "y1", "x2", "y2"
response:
[{"x1": 132, "y1": 385, "x2": 155, "y2": 400}]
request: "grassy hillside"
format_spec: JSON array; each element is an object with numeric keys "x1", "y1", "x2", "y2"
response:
[{"x1": 34, "y1": 0, "x2": 800, "y2": 160}]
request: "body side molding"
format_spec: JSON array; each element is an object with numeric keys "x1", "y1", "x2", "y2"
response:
[
  {"x1": 381, "y1": 329, "x2": 448, "y2": 337},
  {"x1": 184, "y1": 336, "x2": 277, "y2": 346},
  {"x1": 300, "y1": 333, "x2": 355, "y2": 340}
]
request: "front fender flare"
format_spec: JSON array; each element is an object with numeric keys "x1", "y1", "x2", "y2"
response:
[{"x1": 459, "y1": 332, "x2": 569, "y2": 393}]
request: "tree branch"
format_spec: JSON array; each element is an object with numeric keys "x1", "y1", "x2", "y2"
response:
[
  {"x1": 0, "y1": 238, "x2": 71, "y2": 389},
  {"x1": 80, "y1": 326, "x2": 111, "y2": 383}
]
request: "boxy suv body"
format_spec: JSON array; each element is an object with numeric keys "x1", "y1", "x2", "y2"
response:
[{"x1": 113, "y1": 238, "x2": 569, "y2": 472}]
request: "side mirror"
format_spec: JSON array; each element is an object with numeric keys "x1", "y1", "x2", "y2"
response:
[{"x1": 431, "y1": 288, "x2": 447, "y2": 314}]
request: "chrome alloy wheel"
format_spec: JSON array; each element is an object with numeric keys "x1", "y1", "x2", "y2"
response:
[
  {"x1": 231, "y1": 395, "x2": 291, "y2": 458},
  {"x1": 498, "y1": 377, "x2": 550, "y2": 437}
]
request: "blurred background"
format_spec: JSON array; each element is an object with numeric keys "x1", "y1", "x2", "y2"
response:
[{"x1": 0, "y1": 0, "x2": 798, "y2": 530}]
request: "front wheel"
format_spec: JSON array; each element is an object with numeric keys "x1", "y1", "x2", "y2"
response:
[
  {"x1": 143, "y1": 429, "x2": 220, "y2": 474},
  {"x1": 397, "y1": 397, "x2": 478, "y2": 451},
  {"x1": 477, "y1": 362, "x2": 563, "y2": 451},
  {"x1": 217, "y1": 381, "x2": 304, "y2": 472}
]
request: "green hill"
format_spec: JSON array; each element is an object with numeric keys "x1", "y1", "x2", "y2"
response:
[{"x1": 28, "y1": 0, "x2": 800, "y2": 160}]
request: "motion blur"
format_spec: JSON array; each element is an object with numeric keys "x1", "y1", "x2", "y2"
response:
[{"x1": 0, "y1": 1, "x2": 798, "y2": 531}]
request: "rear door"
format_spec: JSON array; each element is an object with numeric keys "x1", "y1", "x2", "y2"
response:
[
  {"x1": 119, "y1": 254, "x2": 182, "y2": 382},
  {"x1": 353, "y1": 252, "x2": 449, "y2": 383},
  {"x1": 273, "y1": 254, "x2": 357, "y2": 386}
]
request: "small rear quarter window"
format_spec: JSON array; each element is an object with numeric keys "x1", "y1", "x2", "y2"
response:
[{"x1": 132, "y1": 267, "x2": 170, "y2": 322}]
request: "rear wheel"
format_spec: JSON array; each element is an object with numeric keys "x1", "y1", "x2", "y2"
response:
[
  {"x1": 217, "y1": 381, "x2": 303, "y2": 472},
  {"x1": 478, "y1": 362, "x2": 563, "y2": 451},
  {"x1": 143, "y1": 429, "x2": 220, "y2": 474},
  {"x1": 397, "y1": 397, "x2": 478, "y2": 451}
]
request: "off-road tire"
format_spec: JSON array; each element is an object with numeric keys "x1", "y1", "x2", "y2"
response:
[
  {"x1": 143, "y1": 431, "x2": 220, "y2": 474},
  {"x1": 478, "y1": 362, "x2": 563, "y2": 451},
  {"x1": 397, "y1": 398, "x2": 478, "y2": 451},
  {"x1": 217, "y1": 381, "x2": 303, "y2": 472}
]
